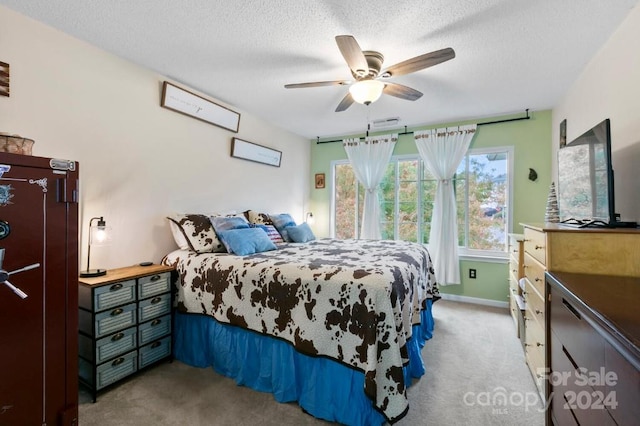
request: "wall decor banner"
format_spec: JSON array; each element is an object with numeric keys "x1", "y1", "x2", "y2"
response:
[
  {"x1": 161, "y1": 81, "x2": 240, "y2": 132},
  {"x1": 0, "y1": 61, "x2": 9, "y2": 97},
  {"x1": 231, "y1": 138, "x2": 281, "y2": 167}
]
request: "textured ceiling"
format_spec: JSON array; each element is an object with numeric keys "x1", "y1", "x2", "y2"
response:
[{"x1": 1, "y1": 0, "x2": 638, "y2": 139}]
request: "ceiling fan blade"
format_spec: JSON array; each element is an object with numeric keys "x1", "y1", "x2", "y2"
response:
[
  {"x1": 285, "y1": 80, "x2": 350, "y2": 89},
  {"x1": 335, "y1": 35, "x2": 368, "y2": 77},
  {"x1": 335, "y1": 92, "x2": 355, "y2": 112},
  {"x1": 383, "y1": 83, "x2": 423, "y2": 101},
  {"x1": 382, "y1": 47, "x2": 455, "y2": 77}
]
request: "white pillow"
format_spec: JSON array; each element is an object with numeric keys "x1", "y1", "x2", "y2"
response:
[{"x1": 169, "y1": 220, "x2": 189, "y2": 250}]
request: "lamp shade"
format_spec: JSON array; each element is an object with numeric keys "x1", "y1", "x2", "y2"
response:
[
  {"x1": 89, "y1": 220, "x2": 112, "y2": 246},
  {"x1": 349, "y1": 80, "x2": 385, "y2": 105}
]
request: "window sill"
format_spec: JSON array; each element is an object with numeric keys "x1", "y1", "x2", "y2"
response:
[{"x1": 459, "y1": 253, "x2": 508, "y2": 263}]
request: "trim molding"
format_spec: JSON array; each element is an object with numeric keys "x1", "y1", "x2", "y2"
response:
[{"x1": 439, "y1": 293, "x2": 509, "y2": 309}]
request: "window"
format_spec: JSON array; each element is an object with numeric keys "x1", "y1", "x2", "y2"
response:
[{"x1": 331, "y1": 147, "x2": 513, "y2": 257}]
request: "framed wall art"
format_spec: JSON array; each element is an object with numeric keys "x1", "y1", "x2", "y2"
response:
[
  {"x1": 315, "y1": 173, "x2": 325, "y2": 189},
  {"x1": 559, "y1": 119, "x2": 567, "y2": 148},
  {"x1": 231, "y1": 138, "x2": 281, "y2": 167},
  {"x1": 161, "y1": 81, "x2": 240, "y2": 132}
]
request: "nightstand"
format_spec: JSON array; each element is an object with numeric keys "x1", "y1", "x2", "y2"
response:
[{"x1": 78, "y1": 264, "x2": 174, "y2": 401}]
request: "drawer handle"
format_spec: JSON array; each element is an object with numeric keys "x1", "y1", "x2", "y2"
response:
[
  {"x1": 535, "y1": 309, "x2": 542, "y2": 315},
  {"x1": 534, "y1": 277, "x2": 541, "y2": 282},
  {"x1": 151, "y1": 296, "x2": 163, "y2": 304},
  {"x1": 151, "y1": 319, "x2": 162, "y2": 326},
  {"x1": 534, "y1": 245, "x2": 544, "y2": 250},
  {"x1": 110, "y1": 308, "x2": 123, "y2": 316},
  {"x1": 536, "y1": 342, "x2": 544, "y2": 347},
  {"x1": 511, "y1": 269, "x2": 517, "y2": 274},
  {"x1": 151, "y1": 341, "x2": 162, "y2": 349},
  {"x1": 150, "y1": 274, "x2": 161, "y2": 282},
  {"x1": 562, "y1": 298, "x2": 581, "y2": 320},
  {"x1": 111, "y1": 332, "x2": 125, "y2": 341},
  {"x1": 522, "y1": 291, "x2": 527, "y2": 296},
  {"x1": 112, "y1": 357, "x2": 125, "y2": 366},
  {"x1": 110, "y1": 283, "x2": 123, "y2": 291}
]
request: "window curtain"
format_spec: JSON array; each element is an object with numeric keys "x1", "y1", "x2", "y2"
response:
[
  {"x1": 343, "y1": 134, "x2": 397, "y2": 239},
  {"x1": 414, "y1": 125, "x2": 476, "y2": 285}
]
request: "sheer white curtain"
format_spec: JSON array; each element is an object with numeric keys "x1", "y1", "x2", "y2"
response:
[
  {"x1": 343, "y1": 134, "x2": 397, "y2": 239},
  {"x1": 414, "y1": 125, "x2": 476, "y2": 285}
]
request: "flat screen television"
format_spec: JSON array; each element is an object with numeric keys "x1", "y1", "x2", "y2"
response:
[{"x1": 557, "y1": 118, "x2": 620, "y2": 227}]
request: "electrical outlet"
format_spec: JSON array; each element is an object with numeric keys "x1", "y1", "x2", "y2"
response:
[{"x1": 469, "y1": 269, "x2": 476, "y2": 279}]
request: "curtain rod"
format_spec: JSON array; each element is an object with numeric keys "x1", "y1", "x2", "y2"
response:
[{"x1": 315, "y1": 109, "x2": 531, "y2": 144}]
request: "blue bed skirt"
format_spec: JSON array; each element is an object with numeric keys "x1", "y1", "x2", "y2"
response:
[{"x1": 173, "y1": 300, "x2": 434, "y2": 425}]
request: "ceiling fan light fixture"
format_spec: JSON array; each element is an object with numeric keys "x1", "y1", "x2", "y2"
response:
[{"x1": 349, "y1": 80, "x2": 385, "y2": 105}]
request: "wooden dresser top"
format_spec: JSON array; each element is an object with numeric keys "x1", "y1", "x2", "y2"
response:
[
  {"x1": 522, "y1": 222, "x2": 640, "y2": 234},
  {"x1": 78, "y1": 263, "x2": 174, "y2": 287}
]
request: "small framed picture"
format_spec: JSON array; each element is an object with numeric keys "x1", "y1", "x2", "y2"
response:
[
  {"x1": 315, "y1": 173, "x2": 325, "y2": 189},
  {"x1": 559, "y1": 119, "x2": 567, "y2": 148}
]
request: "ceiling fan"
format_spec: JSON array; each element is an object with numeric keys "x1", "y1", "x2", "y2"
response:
[{"x1": 284, "y1": 35, "x2": 455, "y2": 112}]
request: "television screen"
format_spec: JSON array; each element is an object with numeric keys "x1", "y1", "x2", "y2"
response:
[{"x1": 557, "y1": 119, "x2": 614, "y2": 226}]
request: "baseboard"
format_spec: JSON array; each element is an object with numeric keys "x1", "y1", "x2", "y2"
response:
[{"x1": 439, "y1": 293, "x2": 508, "y2": 309}]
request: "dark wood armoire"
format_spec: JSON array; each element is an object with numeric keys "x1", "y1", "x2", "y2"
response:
[{"x1": 0, "y1": 152, "x2": 79, "y2": 426}]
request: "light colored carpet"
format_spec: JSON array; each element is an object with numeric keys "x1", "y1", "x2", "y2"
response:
[{"x1": 79, "y1": 300, "x2": 545, "y2": 425}]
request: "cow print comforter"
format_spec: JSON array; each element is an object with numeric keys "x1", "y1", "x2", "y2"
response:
[{"x1": 164, "y1": 238, "x2": 439, "y2": 422}]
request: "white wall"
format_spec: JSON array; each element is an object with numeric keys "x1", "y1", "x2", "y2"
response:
[
  {"x1": 0, "y1": 6, "x2": 311, "y2": 269},
  {"x1": 552, "y1": 5, "x2": 640, "y2": 223}
]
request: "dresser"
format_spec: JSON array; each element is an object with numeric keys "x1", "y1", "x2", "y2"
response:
[
  {"x1": 78, "y1": 264, "x2": 174, "y2": 401},
  {"x1": 520, "y1": 223, "x2": 640, "y2": 405},
  {"x1": 546, "y1": 272, "x2": 639, "y2": 426},
  {"x1": 521, "y1": 225, "x2": 548, "y2": 399},
  {"x1": 508, "y1": 233, "x2": 525, "y2": 340}
]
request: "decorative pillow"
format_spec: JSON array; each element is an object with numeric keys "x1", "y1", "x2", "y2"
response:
[
  {"x1": 210, "y1": 215, "x2": 250, "y2": 234},
  {"x1": 216, "y1": 228, "x2": 277, "y2": 256},
  {"x1": 167, "y1": 214, "x2": 224, "y2": 253},
  {"x1": 287, "y1": 222, "x2": 316, "y2": 243},
  {"x1": 244, "y1": 210, "x2": 274, "y2": 225},
  {"x1": 269, "y1": 213, "x2": 297, "y2": 242},
  {"x1": 252, "y1": 224, "x2": 285, "y2": 244}
]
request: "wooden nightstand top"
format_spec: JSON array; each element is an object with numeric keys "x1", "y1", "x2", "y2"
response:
[{"x1": 78, "y1": 264, "x2": 174, "y2": 287}]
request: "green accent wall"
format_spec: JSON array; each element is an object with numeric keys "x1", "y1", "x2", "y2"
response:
[{"x1": 308, "y1": 110, "x2": 552, "y2": 303}]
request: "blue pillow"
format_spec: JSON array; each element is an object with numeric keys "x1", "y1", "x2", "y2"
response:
[
  {"x1": 216, "y1": 228, "x2": 277, "y2": 255},
  {"x1": 286, "y1": 222, "x2": 316, "y2": 243},
  {"x1": 210, "y1": 216, "x2": 250, "y2": 234},
  {"x1": 269, "y1": 213, "x2": 297, "y2": 242}
]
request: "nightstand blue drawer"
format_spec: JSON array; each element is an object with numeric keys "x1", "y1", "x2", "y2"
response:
[
  {"x1": 139, "y1": 314, "x2": 171, "y2": 346},
  {"x1": 95, "y1": 326, "x2": 137, "y2": 364},
  {"x1": 94, "y1": 279, "x2": 136, "y2": 312},
  {"x1": 95, "y1": 303, "x2": 137, "y2": 338},
  {"x1": 79, "y1": 350, "x2": 138, "y2": 390},
  {"x1": 96, "y1": 350, "x2": 138, "y2": 390},
  {"x1": 138, "y1": 293, "x2": 171, "y2": 322},
  {"x1": 138, "y1": 272, "x2": 171, "y2": 299},
  {"x1": 139, "y1": 336, "x2": 171, "y2": 369}
]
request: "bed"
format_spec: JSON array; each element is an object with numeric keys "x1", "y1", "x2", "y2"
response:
[{"x1": 162, "y1": 215, "x2": 438, "y2": 425}]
